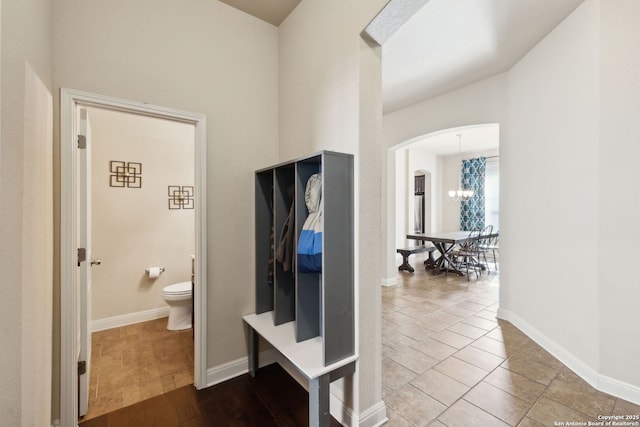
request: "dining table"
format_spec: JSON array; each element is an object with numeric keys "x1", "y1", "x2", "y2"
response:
[{"x1": 406, "y1": 230, "x2": 498, "y2": 276}]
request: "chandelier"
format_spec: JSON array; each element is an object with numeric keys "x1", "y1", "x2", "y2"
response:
[{"x1": 448, "y1": 134, "x2": 474, "y2": 201}]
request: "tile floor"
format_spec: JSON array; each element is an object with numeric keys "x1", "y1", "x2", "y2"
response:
[
  {"x1": 382, "y1": 253, "x2": 640, "y2": 427},
  {"x1": 81, "y1": 317, "x2": 193, "y2": 422}
]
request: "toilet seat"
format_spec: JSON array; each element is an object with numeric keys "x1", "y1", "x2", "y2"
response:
[{"x1": 163, "y1": 281, "x2": 192, "y2": 296}]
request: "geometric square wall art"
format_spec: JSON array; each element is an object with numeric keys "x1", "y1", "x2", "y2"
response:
[
  {"x1": 109, "y1": 161, "x2": 142, "y2": 188},
  {"x1": 168, "y1": 186, "x2": 194, "y2": 209}
]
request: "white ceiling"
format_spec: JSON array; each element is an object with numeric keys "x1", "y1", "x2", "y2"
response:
[{"x1": 381, "y1": 0, "x2": 585, "y2": 114}]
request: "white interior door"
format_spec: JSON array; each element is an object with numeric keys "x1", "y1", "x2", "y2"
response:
[{"x1": 78, "y1": 107, "x2": 93, "y2": 417}]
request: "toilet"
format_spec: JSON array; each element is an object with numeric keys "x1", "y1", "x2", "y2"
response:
[{"x1": 162, "y1": 281, "x2": 193, "y2": 330}]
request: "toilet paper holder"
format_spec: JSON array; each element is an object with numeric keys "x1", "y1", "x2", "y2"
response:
[{"x1": 145, "y1": 267, "x2": 165, "y2": 274}]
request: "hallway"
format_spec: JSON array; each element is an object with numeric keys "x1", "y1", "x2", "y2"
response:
[{"x1": 382, "y1": 253, "x2": 640, "y2": 426}]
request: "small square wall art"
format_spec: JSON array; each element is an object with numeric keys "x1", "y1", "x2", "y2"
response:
[
  {"x1": 110, "y1": 161, "x2": 142, "y2": 188},
  {"x1": 168, "y1": 186, "x2": 194, "y2": 209}
]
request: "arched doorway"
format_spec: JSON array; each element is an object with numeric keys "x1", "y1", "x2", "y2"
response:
[{"x1": 385, "y1": 123, "x2": 499, "y2": 284}]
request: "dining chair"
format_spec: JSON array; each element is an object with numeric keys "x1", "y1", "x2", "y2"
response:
[
  {"x1": 449, "y1": 229, "x2": 482, "y2": 281},
  {"x1": 483, "y1": 232, "x2": 499, "y2": 271},
  {"x1": 474, "y1": 225, "x2": 494, "y2": 273}
]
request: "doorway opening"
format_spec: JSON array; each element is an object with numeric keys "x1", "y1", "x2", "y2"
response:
[
  {"x1": 83, "y1": 106, "x2": 196, "y2": 419},
  {"x1": 386, "y1": 123, "x2": 500, "y2": 282},
  {"x1": 60, "y1": 88, "x2": 207, "y2": 427},
  {"x1": 413, "y1": 171, "x2": 431, "y2": 235}
]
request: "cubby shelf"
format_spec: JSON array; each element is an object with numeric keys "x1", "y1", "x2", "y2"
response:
[
  {"x1": 242, "y1": 312, "x2": 358, "y2": 380},
  {"x1": 244, "y1": 150, "x2": 356, "y2": 427}
]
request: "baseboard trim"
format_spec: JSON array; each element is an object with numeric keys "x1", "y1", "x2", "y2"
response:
[
  {"x1": 329, "y1": 390, "x2": 355, "y2": 426},
  {"x1": 206, "y1": 356, "x2": 250, "y2": 386},
  {"x1": 358, "y1": 400, "x2": 388, "y2": 427},
  {"x1": 598, "y1": 373, "x2": 640, "y2": 406},
  {"x1": 91, "y1": 306, "x2": 170, "y2": 332},
  {"x1": 497, "y1": 308, "x2": 640, "y2": 405},
  {"x1": 381, "y1": 277, "x2": 397, "y2": 287},
  {"x1": 205, "y1": 349, "x2": 278, "y2": 386}
]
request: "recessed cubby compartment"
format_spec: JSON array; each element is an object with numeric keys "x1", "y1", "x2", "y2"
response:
[
  {"x1": 273, "y1": 165, "x2": 296, "y2": 325},
  {"x1": 254, "y1": 170, "x2": 274, "y2": 315},
  {"x1": 294, "y1": 156, "x2": 322, "y2": 343}
]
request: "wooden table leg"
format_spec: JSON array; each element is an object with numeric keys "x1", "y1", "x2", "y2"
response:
[
  {"x1": 440, "y1": 242, "x2": 465, "y2": 276},
  {"x1": 429, "y1": 243, "x2": 447, "y2": 274},
  {"x1": 430, "y1": 242, "x2": 464, "y2": 276}
]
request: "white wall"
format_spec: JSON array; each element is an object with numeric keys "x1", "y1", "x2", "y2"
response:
[
  {"x1": 52, "y1": 0, "x2": 279, "y2": 415},
  {"x1": 501, "y1": 0, "x2": 600, "y2": 372},
  {"x1": 0, "y1": 0, "x2": 54, "y2": 425},
  {"x1": 384, "y1": 74, "x2": 509, "y2": 149},
  {"x1": 440, "y1": 153, "x2": 460, "y2": 232},
  {"x1": 278, "y1": 0, "x2": 389, "y2": 423},
  {"x1": 598, "y1": 0, "x2": 640, "y2": 398},
  {"x1": 394, "y1": 149, "x2": 408, "y2": 252},
  {"x1": 408, "y1": 146, "x2": 439, "y2": 235},
  {"x1": 88, "y1": 107, "x2": 195, "y2": 321}
]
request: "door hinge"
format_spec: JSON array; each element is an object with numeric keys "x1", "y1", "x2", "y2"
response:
[
  {"x1": 78, "y1": 134, "x2": 87, "y2": 149},
  {"x1": 77, "y1": 248, "x2": 86, "y2": 266},
  {"x1": 78, "y1": 360, "x2": 87, "y2": 376}
]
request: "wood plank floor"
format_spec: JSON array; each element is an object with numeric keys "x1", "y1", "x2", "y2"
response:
[{"x1": 80, "y1": 362, "x2": 341, "y2": 427}]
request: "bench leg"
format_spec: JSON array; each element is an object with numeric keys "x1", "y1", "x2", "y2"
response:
[
  {"x1": 309, "y1": 373, "x2": 330, "y2": 427},
  {"x1": 248, "y1": 327, "x2": 258, "y2": 378},
  {"x1": 398, "y1": 253, "x2": 415, "y2": 273}
]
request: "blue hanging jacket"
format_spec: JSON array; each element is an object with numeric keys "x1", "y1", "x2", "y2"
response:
[{"x1": 297, "y1": 173, "x2": 322, "y2": 272}]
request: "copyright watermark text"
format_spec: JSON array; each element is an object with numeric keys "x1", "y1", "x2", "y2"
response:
[{"x1": 553, "y1": 415, "x2": 640, "y2": 427}]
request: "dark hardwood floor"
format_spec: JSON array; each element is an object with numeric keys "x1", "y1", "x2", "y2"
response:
[{"x1": 79, "y1": 363, "x2": 342, "y2": 427}]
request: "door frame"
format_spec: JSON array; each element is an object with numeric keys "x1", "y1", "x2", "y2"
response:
[{"x1": 60, "y1": 88, "x2": 208, "y2": 426}]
